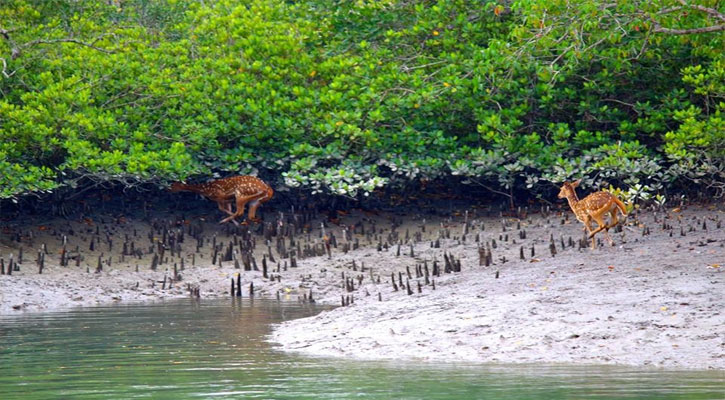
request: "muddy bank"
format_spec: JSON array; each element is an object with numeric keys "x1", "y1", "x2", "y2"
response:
[{"x1": 1, "y1": 199, "x2": 723, "y2": 369}]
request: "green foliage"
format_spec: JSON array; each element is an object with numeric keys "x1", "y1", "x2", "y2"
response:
[{"x1": 1, "y1": 0, "x2": 724, "y2": 201}]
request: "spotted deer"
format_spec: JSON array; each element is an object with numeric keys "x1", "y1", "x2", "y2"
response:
[
  {"x1": 170, "y1": 176, "x2": 273, "y2": 225},
  {"x1": 558, "y1": 180, "x2": 627, "y2": 248}
]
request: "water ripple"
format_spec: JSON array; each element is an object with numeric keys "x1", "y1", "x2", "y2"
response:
[{"x1": 0, "y1": 299, "x2": 722, "y2": 399}]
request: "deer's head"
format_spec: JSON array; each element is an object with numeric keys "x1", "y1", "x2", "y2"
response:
[
  {"x1": 558, "y1": 179, "x2": 580, "y2": 199},
  {"x1": 169, "y1": 182, "x2": 186, "y2": 192}
]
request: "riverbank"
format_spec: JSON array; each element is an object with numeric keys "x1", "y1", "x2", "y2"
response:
[{"x1": 1, "y1": 200, "x2": 723, "y2": 369}]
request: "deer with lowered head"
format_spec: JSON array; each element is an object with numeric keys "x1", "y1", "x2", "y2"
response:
[
  {"x1": 558, "y1": 180, "x2": 627, "y2": 249},
  {"x1": 170, "y1": 175, "x2": 273, "y2": 225}
]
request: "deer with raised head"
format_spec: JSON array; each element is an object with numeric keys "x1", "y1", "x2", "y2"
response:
[
  {"x1": 558, "y1": 180, "x2": 627, "y2": 248},
  {"x1": 170, "y1": 175, "x2": 273, "y2": 225}
]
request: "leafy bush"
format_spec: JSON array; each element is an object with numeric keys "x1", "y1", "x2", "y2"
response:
[{"x1": 1, "y1": 0, "x2": 724, "y2": 202}]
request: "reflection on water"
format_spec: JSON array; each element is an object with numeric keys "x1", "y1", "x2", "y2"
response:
[{"x1": 0, "y1": 298, "x2": 722, "y2": 399}]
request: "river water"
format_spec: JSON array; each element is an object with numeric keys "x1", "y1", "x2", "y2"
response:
[{"x1": 0, "y1": 299, "x2": 722, "y2": 399}]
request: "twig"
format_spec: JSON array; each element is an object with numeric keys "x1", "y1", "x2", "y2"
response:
[
  {"x1": 653, "y1": 24, "x2": 725, "y2": 35},
  {"x1": 649, "y1": 1, "x2": 725, "y2": 35},
  {"x1": 20, "y1": 37, "x2": 116, "y2": 54}
]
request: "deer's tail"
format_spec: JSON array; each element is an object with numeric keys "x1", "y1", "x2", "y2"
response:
[{"x1": 612, "y1": 196, "x2": 627, "y2": 217}]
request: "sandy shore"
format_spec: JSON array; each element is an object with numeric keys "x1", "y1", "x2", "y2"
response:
[{"x1": 1, "y1": 201, "x2": 723, "y2": 370}]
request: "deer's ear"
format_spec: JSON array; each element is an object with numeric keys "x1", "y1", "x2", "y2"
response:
[{"x1": 571, "y1": 179, "x2": 581, "y2": 187}]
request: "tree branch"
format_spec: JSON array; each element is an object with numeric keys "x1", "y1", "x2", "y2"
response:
[
  {"x1": 656, "y1": 6, "x2": 684, "y2": 16},
  {"x1": 0, "y1": 27, "x2": 22, "y2": 59},
  {"x1": 652, "y1": 23, "x2": 725, "y2": 35},
  {"x1": 0, "y1": 57, "x2": 12, "y2": 78},
  {"x1": 1, "y1": 27, "x2": 117, "y2": 60},
  {"x1": 20, "y1": 36, "x2": 116, "y2": 54},
  {"x1": 650, "y1": 1, "x2": 725, "y2": 35},
  {"x1": 678, "y1": 0, "x2": 725, "y2": 22}
]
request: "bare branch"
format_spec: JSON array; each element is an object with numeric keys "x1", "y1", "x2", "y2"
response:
[
  {"x1": 653, "y1": 23, "x2": 725, "y2": 35},
  {"x1": 601, "y1": 98, "x2": 639, "y2": 111},
  {"x1": 0, "y1": 27, "x2": 21, "y2": 42},
  {"x1": 467, "y1": 178, "x2": 513, "y2": 204},
  {"x1": 1, "y1": 28, "x2": 117, "y2": 60},
  {"x1": 0, "y1": 57, "x2": 10, "y2": 78},
  {"x1": 549, "y1": 43, "x2": 575, "y2": 67},
  {"x1": 657, "y1": 6, "x2": 684, "y2": 15},
  {"x1": 650, "y1": 1, "x2": 725, "y2": 35},
  {"x1": 678, "y1": 0, "x2": 725, "y2": 22},
  {"x1": 400, "y1": 60, "x2": 447, "y2": 72},
  {"x1": 20, "y1": 36, "x2": 116, "y2": 54},
  {"x1": 0, "y1": 27, "x2": 22, "y2": 59}
]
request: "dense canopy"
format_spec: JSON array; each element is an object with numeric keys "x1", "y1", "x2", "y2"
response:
[{"x1": 1, "y1": 0, "x2": 723, "y2": 203}]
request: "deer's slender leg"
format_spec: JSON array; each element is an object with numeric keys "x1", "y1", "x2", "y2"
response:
[
  {"x1": 600, "y1": 208, "x2": 618, "y2": 245},
  {"x1": 246, "y1": 192, "x2": 269, "y2": 222},
  {"x1": 608, "y1": 208, "x2": 619, "y2": 230},
  {"x1": 220, "y1": 197, "x2": 250, "y2": 224},
  {"x1": 588, "y1": 223, "x2": 606, "y2": 238},
  {"x1": 588, "y1": 202, "x2": 617, "y2": 238},
  {"x1": 595, "y1": 215, "x2": 614, "y2": 246},
  {"x1": 216, "y1": 201, "x2": 235, "y2": 216},
  {"x1": 590, "y1": 211, "x2": 615, "y2": 247},
  {"x1": 591, "y1": 215, "x2": 606, "y2": 235},
  {"x1": 583, "y1": 217, "x2": 596, "y2": 249},
  {"x1": 603, "y1": 230, "x2": 614, "y2": 246},
  {"x1": 220, "y1": 191, "x2": 264, "y2": 224}
]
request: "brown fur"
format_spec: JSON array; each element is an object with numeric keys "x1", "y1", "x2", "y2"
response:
[
  {"x1": 558, "y1": 180, "x2": 627, "y2": 248},
  {"x1": 170, "y1": 176, "x2": 273, "y2": 225}
]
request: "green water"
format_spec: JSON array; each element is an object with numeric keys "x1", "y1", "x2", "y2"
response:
[{"x1": 0, "y1": 299, "x2": 722, "y2": 399}]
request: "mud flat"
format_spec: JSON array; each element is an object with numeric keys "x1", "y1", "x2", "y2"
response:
[{"x1": 1, "y1": 201, "x2": 723, "y2": 369}]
